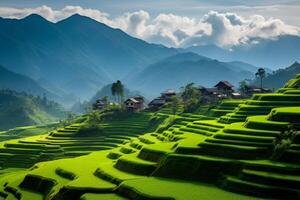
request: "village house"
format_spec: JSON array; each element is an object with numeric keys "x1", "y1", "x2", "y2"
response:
[
  {"x1": 147, "y1": 89, "x2": 177, "y2": 110},
  {"x1": 198, "y1": 86, "x2": 218, "y2": 103},
  {"x1": 93, "y1": 99, "x2": 109, "y2": 110},
  {"x1": 198, "y1": 80, "x2": 237, "y2": 102},
  {"x1": 161, "y1": 89, "x2": 176, "y2": 101},
  {"x1": 148, "y1": 97, "x2": 166, "y2": 111},
  {"x1": 214, "y1": 81, "x2": 234, "y2": 95},
  {"x1": 244, "y1": 85, "x2": 272, "y2": 97},
  {"x1": 124, "y1": 96, "x2": 145, "y2": 111}
]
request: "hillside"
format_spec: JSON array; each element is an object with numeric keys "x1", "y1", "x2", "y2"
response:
[
  {"x1": 0, "y1": 90, "x2": 66, "y2": 130},
  {"x1": 186, "y1": 35, "x2": 300, "y2": 70},
  {"x1": 127, "y1": 52, "x2": 256, "y2": 96},
  {"x1": 0, "y1": 14, "x2": 177, "y2": 100},
  {"x1": 253, "y1": 61, "x2": 300, "y2": 89},
  {"x1": 0, "y1": 65, "x2": 56, "y2": 98},
  {"x1": 0, "y1": 74, "x2": 300, "y2": 199}
]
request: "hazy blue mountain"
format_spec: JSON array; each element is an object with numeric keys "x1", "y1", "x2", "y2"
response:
[
  {"x1": 0, "y1": 14, "x2": 177, "y2": 101},
  {"x1": 226, "y1": 61, "x2": 258, "y2": 73},
  {"x1": 186, "y1": 35, "x2": 300, "y2": 70},
  {"x1": 185, "y1": 45, "x2": 230, "y2": 61},
  {"x1": 0, "y1": 65, "x2": 56, "y2": 98},
  {"x1": 252, "y1": 61, "x2": 300, "y2": 89},
  {"x1": 127, "y1": 52, "x2": 256, "y2": 97}
]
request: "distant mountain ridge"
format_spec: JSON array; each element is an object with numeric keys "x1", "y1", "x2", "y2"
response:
[
  {"x1": 252, "y1": 61, "x2": 300, "y2": 89},
  {"x1": 0, "y1": 14, "x2": 177, "y2": 101},
  {"x1": 0, "y1": 14, "x2": 269, "y2": 103},
  {"x1": 127, "y1": 52, "x2": 256, "y2": 97},
  {"x1": 186, "y1": 35, "x2": 300, "y2": 70},
  {"x1": 0, "y1": 65, "x2": 55, "y2": 98}
]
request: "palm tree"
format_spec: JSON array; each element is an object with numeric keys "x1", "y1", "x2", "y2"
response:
[{"x1": 255, "y1": 68, "x2": 266, "y2": 90}]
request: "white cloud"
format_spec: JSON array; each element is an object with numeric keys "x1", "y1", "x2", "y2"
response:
[{"x1": 0, "y1": 5, "x2": 299, "y2": 48}]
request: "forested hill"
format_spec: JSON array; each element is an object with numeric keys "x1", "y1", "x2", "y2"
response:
[
  {"x1": 252, "y1": 61, "x2": 300, "y2": 89},
  {"x1": 0, "y1": 90, "x2": 66, "y2": 130}
]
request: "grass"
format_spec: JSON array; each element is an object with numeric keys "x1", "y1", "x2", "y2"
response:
[{"x1": 119, "y1": 177, "x2": 253, "y2": 200}]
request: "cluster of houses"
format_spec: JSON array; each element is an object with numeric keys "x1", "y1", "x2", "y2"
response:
[
  {"x1": 199, "y1": 80, "x2": 271, "y2": 103},
  {"x1": 124, "y1": 89, "x2": 176, "y2": 111},
  {"x1": 93, "y1": 81, "x2": 271, "y2": 112}
]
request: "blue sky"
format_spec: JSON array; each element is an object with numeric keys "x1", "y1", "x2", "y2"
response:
[{"x1": 0, "y1": 0, "x2": 299, "y2": 48}]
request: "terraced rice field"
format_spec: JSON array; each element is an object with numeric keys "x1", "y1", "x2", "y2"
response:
[
  {"x1": 0, "y1": 112, "x2": 155, "y2": 170},
  {"x1": 0, "y1": 74, "x2": 300, "y2": 199},
  {"x1": 219, "y1": 74, "x2": 300, "y2": 123}
]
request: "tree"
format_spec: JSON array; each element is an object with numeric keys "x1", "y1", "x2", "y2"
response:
[
  {"x1": 238, "y1": 80, "x2": 248, "y2": 97},
  {"x1": 271, "y1": 125, "x2": 298, "y2": 161},
  {"x1": 255, "y1": 68, "x2": 266, "y2": 89},
  {"x1": 180, "y1": 83, "x2": 201, "y2": 112},
  {"x1": 111, "y1": 82, "x2": 117, "y2": 102},
  {"x1": 115, "y1": 80, "x2": 124, "y2": 104},
  {"x1": 102, "y1": 96, "x2": 109, "y2": 103},
  {"x1": 171, "y1": 96, "x2": 180, "y2": 116},
  {"x1": 111, "y1": 80, "x2": 124, "y2": 104}
]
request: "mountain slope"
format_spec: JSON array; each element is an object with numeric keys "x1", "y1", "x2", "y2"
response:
[
  {"x1": 0, "y1": 90, "x2": 66, "y2": 130},
  {"x1": 253, "y1": 61, "x2": 300, "y2": 89},
  {"x1": 127, "y1": 52, "x2": 255, "y2": 96},
  {"x1": 186, "y1": 35, "x2": 300, "y2": 70},
  {"x1": 0, "y1": 65, "x2": 56, "y2": 98},
  {"x1": 0, "y1": 14, "x2": 177, "y2": 100}
]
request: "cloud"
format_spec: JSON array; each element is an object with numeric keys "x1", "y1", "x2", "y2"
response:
[{"x1": 0, "y1": 5, "x2": 299, "y2": 48}]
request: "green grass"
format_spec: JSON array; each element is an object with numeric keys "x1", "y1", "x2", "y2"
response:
[{"x1": 119, "y1": 177, "x2": 253, "y2": 200}]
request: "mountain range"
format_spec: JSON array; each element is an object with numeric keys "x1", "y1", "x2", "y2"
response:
[
  {"x1": 0, "y1": 13, "x2": 299, "y2": 104},
  {"x1": 252, "y1": 62, "x2": 300, "y2": 89},
  {"x1": 0, "y1": 14, "x2": 176, "y2": 102},
  {"x1": 186, "y1": 36, "x2": 300, "y2": 70},
  {"x1": 126, "y1": 52, "x2": 257, "y2": 97},
  {"x1": 0, "y1": 65, "x2": 54, "y2": 97}
]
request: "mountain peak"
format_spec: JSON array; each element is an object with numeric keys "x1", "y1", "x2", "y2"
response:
[
  {"x1": 21, "y1": 13, "x2": 51, "y2": 24},
  {"x1": 164, "y1": 52, "x2": 210, "y2": 63},
  {"x1": 23, "y1": 13, "x2": 46, "y2": 20},
  {"x1": 58, "y1": 13, "x2": 97, "y2": 24}
]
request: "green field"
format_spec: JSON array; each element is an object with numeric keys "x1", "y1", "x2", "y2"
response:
[{"x1": 0, "y1": 75, "x2": 300, "y2": 199}]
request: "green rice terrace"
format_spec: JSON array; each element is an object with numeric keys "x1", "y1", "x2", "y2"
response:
[{"x1": 0, "y1": 74, "x2": 300, "y2": 200}]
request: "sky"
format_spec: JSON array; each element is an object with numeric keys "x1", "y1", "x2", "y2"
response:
[{"x1": 0, "y1": 0, "x2": 299, "y2": 48}]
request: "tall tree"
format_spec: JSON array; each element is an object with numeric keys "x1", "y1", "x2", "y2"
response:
[
  {"x1": 116, "y1": 80, "x2": 124, "y2": 104},
  {"x1": 111, "y1": 80, "x2": 124, "y2": 104},
  {"x1": 255, "y1": 68, "x2": 266, "y2": 89},
  {"x1": 171, "y1": 96, "x2": 180, "y2": 116},
  {"x1": 180, "y1": 83, "x2": 201, "y2": 112},
  {"x1": 238, "y1": 80, "x2": 248, "y2": 96},
  {"x1": 111, "y1": 82, "x2": 117, "y2": 102}
]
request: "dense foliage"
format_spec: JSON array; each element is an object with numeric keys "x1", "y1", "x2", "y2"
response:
[{"x1": 0, "y1": 90, "x2": 66, "y2": 130}]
